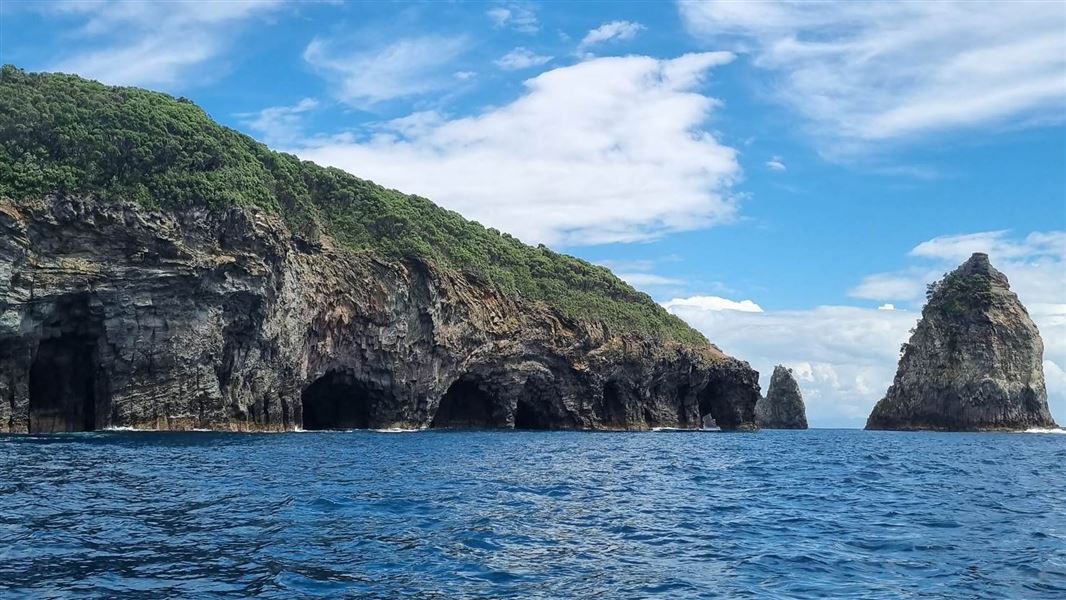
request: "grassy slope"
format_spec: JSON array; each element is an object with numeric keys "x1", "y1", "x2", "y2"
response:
[{"x1": 0, "y1": 66, "x2": 706, "y2": 345}]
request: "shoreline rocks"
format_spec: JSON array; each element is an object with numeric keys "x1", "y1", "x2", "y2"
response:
[{"x1": 865, "y1": 253, "x2": 1057, "y2": 432}]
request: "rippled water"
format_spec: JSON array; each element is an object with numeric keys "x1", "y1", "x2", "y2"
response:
[{"x1": 1, "y1": 429, "x2": 1064, "y2": 599}]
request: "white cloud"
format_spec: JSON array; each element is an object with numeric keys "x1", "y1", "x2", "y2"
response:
[
  {"x1": 45, "y1": 0, "x2": 283, "y2": 87},
  {"x1": 766, "y1": 156, "x2": 786, "y2": 171},
  {"x1": 662, "y1": 296, "x2": 763, "y2": 313},
  {"x1": 236, "y1": 98, "x2": 319, "y2": 146},
  {"x1": 617, "y1": 273, "x2": 686, "y2": 287},
  {"x1": 849, "y1": 271, "x2": 930, "y2": 302},
  {"x1": 304, "y1": 35, "x2": 468, "y2": 107},
  {"x1": 296, "y1": 52, "x2": 740, "y2": 246},
  {"x1": 665, "y1": 301, "x2": 916, "y2": 427},
  {"x1": 495, "y1": 47, "x2": 552, "y2": 71},
  {"x1": 454, "y1": 71, "x2": 478, "y2": 81},
  {"x1": 578, "y1": 20, "x2": 645, "y2": 55},
  {"x1": 675, "y1": 230, "x2": 1066, "y2": 427},
  {"x1": 678, "y1": 0, "x2": 1066, "y2": 149},
  {"x1": 487, "y1": 5, "x2": 539, "y2": 34}
]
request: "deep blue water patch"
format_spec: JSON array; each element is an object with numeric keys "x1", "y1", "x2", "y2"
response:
[{"x1": 1, "y1": 429, "x2": 1064, "y2": 599}]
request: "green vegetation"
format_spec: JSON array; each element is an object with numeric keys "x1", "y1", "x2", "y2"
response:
[
  {"x1": 926, "y1": 270, "x2": 995, "y2": 317},
  {"x1": 0, "y1": 66, "x2": 706, "y2": 345}
]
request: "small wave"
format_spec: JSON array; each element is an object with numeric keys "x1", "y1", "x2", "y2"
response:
[
  {"x1": 372, "y1": 428, "x2": 422, "y2": 433},
  {"x1": 1023, "y1": 427, "x2": 1066, "y2": 434}
]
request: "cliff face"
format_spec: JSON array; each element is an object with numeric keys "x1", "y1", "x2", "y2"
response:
[
  {"x1": 866, "y1": 253, "x2": 1056, "y2": 432},
  {"x1": 0, "y1": 196, "x2": 761, "y2": 433},
  {"x1": 755, "y1": 365, "x2": 808, "y2": 429}
]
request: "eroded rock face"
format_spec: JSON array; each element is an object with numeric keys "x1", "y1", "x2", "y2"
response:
[
  {"x1": 866, "y1": 253, "x2": 1056, "y2": 431},
  {"x1": 0, "y1": 196, "x2": 761, "y2": 433},
  {"x1": 755, "y1": 365, "x2": 808, "y2": 429}
]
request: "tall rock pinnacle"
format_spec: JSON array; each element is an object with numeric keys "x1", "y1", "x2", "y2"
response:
[
  {"x1": 756, "y1": 365, "x2": 809, "y2": 429},
  {"x1": 866, "y1": 253, "x2": 1057, "y2": 431}
]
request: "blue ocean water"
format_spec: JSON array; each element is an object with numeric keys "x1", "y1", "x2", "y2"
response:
[{"x1": 1, "y1": 429, "x2": 1064, "y2": 599}]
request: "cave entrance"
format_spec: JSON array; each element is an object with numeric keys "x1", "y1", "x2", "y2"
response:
[
  {"x1": 431, "y1": 377, "x2": 498, "y2": 429},
  {"x1": 601, "y1": 381, "x2": 627, "y2": 427},
  {"x1": 301, "y1": 371, "x2": 374, "y2": 430},
  {"x1": 514, "y1": 397, "x2": 549, "y2": 430},
  {"x1": 28, "y1": 295, "x2": 105, "y2": 433},
  {"x1": 697, "y1": 382, "x2": 729, "y2": 430}
]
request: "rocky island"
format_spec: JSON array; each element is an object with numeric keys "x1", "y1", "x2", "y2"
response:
[
  {"x1": 755, "y1": 365, "x2": 808, "y2": 429},
  {"x1": 866, "y1": 252, "x2": 1057, "y2": 431},
  {"x1": 0, "y1": 67, "x2": 761, "y2": 433}
]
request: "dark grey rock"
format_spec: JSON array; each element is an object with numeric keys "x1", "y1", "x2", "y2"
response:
[
  {"x1": 0, "y1": 196, "x2": 762, "y2": 433},
  {"x1": 866, "y1": 253, "x2": 1056, "y2": 431},
  {"x1": 755, "y1": 365, "x2": 808, "y2": 429}
]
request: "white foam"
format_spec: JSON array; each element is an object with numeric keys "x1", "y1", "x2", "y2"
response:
[{"x1": 1023, "y1": 427, "x2": 1066, "y2": 434}]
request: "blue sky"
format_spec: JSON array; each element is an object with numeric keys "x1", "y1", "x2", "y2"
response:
[{"x1": 3, "y1": 1, "x2": 1065, "y2": 427}]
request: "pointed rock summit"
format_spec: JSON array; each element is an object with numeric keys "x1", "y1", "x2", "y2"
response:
[
  {"x1": 756, "y1": 365, "x2": 809, "y2": 429},
  {"x1": 866, "y1": 253, "x2": 1057, "y2": 431}
]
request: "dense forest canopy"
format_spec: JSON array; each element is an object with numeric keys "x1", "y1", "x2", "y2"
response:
[{"x1": 0, "y1": 66, "x2": 706, "y2": 345}]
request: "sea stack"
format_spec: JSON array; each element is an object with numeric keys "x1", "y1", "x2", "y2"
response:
[
  {"x1": 866, "y1": 253, "x2": 1056, "y2": 431},
  {"x1": 756, "y1": 365, "x2": 809, "y2": 429}
]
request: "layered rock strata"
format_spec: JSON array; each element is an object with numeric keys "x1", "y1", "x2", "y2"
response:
[{"x1": 0, "y1": 196, "x2": 761, "y2": 433}]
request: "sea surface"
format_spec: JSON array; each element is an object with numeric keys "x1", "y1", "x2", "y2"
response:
[{"x1": 1, "y1": 429, "x2": 1064, "y2": 599}]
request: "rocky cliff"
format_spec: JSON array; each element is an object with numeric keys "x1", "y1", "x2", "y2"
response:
[
  {"x1": 755, "y1": 365, "x2": 808, "y2": 429},
  {"x1": 0, "y1": 195, "x2": 761, "y2": 432},
  {"x1": 866, "y1": 253, "x2": 1056, "y2": 431}
]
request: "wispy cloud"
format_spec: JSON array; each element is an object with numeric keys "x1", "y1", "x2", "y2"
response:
[
  {"x1": 487, "y1": 4, "x2": 539, "y2": 34},
  {"x1": 766, "y1": 156, "x2": 786, "y2": 171},
  {"x1": 679, "y1": 0, "x2": 1066, "y2": 151},
  {"x1": 237, "y1": 98, "x2": 319, "y2": 146},
  {"x1": 45, "y1": 0, "x2": 283, "y2": 88},
  {"x1": 304, "y1": 35, "x2": 468, "y2": 107},
  {"x1": 577, "y1": 20, "x2": 645, "y2": 55},
  {"x1": 495, "y1": 47, "x2": 552, "y2": 71},
  {"x1": 297, "y1": 52, "x2": 739, "y2": 246}
]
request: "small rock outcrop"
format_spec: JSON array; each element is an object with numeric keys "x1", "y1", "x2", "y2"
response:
[
  {"x1": 755, "y1": 365, "x2": 808, "y2": 429},
  {"x1": 866, "y1": 253, "x2": 1056, "y2": 431},
  {"x1": 0, "y1": 196, "x2": 762, "y2": 433}
]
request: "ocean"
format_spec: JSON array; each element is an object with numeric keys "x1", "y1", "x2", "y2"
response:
[{"x1": 1, "y1": 429, "x2": 1064, "y2": 599}]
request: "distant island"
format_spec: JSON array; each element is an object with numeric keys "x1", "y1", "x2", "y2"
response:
[
  {"x1": 0, "y1": 67, "x2": 761, "y2": 433},
  {"x1": 866, "y1": 253, "x2": 1057, "y2": 431}
]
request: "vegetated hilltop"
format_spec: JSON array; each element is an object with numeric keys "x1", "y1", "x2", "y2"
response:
[{"x1": 0, "y1": 65, "x2": 704, "y2": 345}]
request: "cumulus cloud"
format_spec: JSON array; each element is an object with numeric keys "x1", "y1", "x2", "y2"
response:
[
  {"x1": 296, "y1": 53, "x2": 740, "y2": 246},
  {"x1": 236, "y1": 98, "x2": 319, "y2": 146},
  {"x1": 303, "y1": 35, "x2": 468, "y2": 107},
  {"x1": 678, "y1": 0, "x2": 1066, "y2": 149},
  {"x1": 667, "y1": 230, "x2": 1066, "y2": 427},
  {"x1": 665, "y1": 302, "x2": 916, "y2": 427},
  {"x1": 495, "y1": 48, "x2": 552, "y2": 71},
  {"x1": 45, "y1": 0, "x2": 283, "y2": 87},
  {"x1": 578, "y1": 20, "x2": 645, "y2": 55},
  {"x1": 661, "y1": 296, "x2": 763, "y2": 313},
  {"x1": 487, "y1": 5, "x2": 539, "y2": 34}
]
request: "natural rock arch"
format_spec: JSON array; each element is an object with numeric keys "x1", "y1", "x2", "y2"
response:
[
  {"x1": 431, "y1": 376, "x2": 501, "y2": 429},
  {"x1": 28, "y1": 294, "x2": 107, "y2": 433},
  {"x1": 697, "y1": 381, "x2": 732, "y2": 431},
  {"x1": 300, "y1": 371, "x2": 380, "y2": 430}
]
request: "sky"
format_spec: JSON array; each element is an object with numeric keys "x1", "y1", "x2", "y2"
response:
[{"x1": 2, "y1": 0, "x2": 1065, "y2": 427}]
